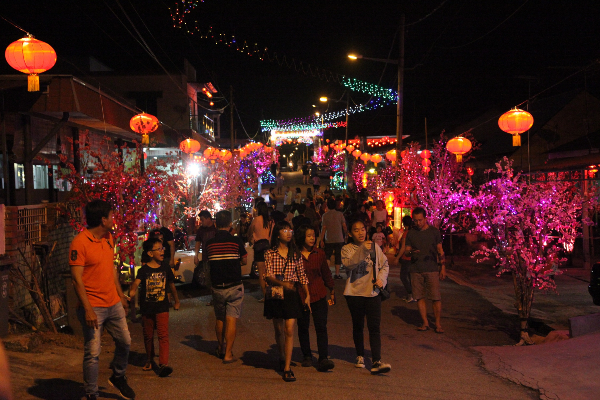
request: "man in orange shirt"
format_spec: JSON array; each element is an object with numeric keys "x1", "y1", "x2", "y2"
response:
[{"x1": 70, "y1": 200, "x2": 135, "y2": 400}]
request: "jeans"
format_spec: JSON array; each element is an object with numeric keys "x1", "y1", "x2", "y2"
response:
[
  {"x1": 77, "y1": 302, "x2": 131, "y2": 396},
  {"x1": 142, "y1": 312, "x2": 169, "y2": 365},
  {"x1": 297, "y1": 297, "x2": 329, "y2": 360},
  {"x1": 345, "y1": 295, "x2": 382, "y2": 361},
  {"x1": 400, "y1": 259, "x2": 412, "y2": 295}
]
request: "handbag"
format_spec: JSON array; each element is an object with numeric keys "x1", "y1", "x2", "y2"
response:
[
  {"x1": 372, "y1": 248, "x2": 391, "y2": 301},
  {"x1": 265, "y1": 256, "x2": 288, "y2": 300}
]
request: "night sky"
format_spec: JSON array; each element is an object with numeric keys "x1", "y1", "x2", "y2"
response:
[{"x1": 2, "y1": 0, "x2": 600, "y2": 141}]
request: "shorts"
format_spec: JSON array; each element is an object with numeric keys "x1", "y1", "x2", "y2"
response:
[
  {"x1": 212, "y1": 284, "x2": 244, "y2": 319},
  {"x1": 263, "y1": 288, "x2": 302, "y2": 320},
  {"x1": 324, "y1": 242, "x2": 344, "y2": 265},
  {"x1": 410, "y1": 272, "x2": 441, "y2": 301},
  {"x1": 253, "y1": 240, "x2": 270, "y2": 262}
]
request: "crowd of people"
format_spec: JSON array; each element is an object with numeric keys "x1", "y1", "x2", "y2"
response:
[{"x1": 69, "y1": 183, "x2": 447, "y2": 398}]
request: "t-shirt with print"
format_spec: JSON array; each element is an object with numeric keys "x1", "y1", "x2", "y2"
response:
[
  {"x1": 136, "y1": 263, "x2": 175, "y2": 315},
  {"x1": 405, "y1": 226, "x2": 442, "y2": 273},
  {"x1": 69, "y1": 229, "x2": 120, "y2": 308}
]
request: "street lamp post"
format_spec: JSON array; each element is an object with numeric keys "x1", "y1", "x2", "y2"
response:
[{"x1": 348, "y1": 13, "x2": 405, "y2": 162}]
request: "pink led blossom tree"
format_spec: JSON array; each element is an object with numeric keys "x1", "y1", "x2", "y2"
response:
[
  {"x1": 395, "y1": 132, "x2": 477, "y2": 232},
  {"x1": 54, "y1": 136, "x2": 187, "y2": 270},
  {"x1": 472, "y1": 158, "x2": 591, "y2": 345}
]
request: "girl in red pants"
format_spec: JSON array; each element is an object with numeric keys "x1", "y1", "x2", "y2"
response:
[{"x1": 130, "y1": 237, "x2": 180, "y2": 377}]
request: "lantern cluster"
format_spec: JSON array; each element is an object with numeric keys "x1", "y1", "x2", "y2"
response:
[
  {"x1": 446, "y1": 136, "x2": 472, "y2": 162},
  {"x1": 420, "y1": 149, "x2": 432, "y2": 173},
  {"x1": 384, "y1": 192, "x2": 395, "y2": 215},
  {"x1": 367, "y1": 136, "x2": 397, "y2": 147},
  {"x1": 5, "y1": 35, "x2": 57, "y2": 92},
  {"x1": 498, "y1": 108, "x2": 534, "y2": 147},
  {"x1": 239, "y1": 142, "x2": 265, "y2": 159}
]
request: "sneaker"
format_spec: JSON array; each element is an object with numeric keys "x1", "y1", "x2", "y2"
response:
[
  {"x1": 354, "y1": 356, "x2": 365, "y2": 368},
  {"x1": 301, "y1": 356, "x2": 313, "y2": 367},
  {"x1": 317, "y1": 358, "x2": 335, "y2": 372},
  {"x1": 158, "y1": 364, "x2": 173, "y2": 377},
  {"x1": 108, "y1": 374, "x2": 136, "y2": 399},
  {"x1": 370, "y1": 360, "x2": 391, "y2": 374}
]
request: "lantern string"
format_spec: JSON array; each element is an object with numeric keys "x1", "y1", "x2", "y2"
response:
[{"x1": 0, "y1": 14, "x2": 30, "y2": 35}]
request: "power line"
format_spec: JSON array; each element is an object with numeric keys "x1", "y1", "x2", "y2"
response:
[
  {"x1": 406, "y1": 0, "x2": 450, "y2": 27},
  {"x1": 440, "y1": 0, "x2": 530, "y2": 49}
]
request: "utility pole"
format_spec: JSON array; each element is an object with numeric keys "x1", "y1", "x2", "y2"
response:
[
  {"x1": 396, "y1": 13, "x2": 405, "y2": 162},
  {"x1": 230, "y1": 86, "x2": 234, "y2": 151}
]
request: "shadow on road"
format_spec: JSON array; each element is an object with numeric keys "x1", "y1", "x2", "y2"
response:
[
  {"x1": 181, "y1": 334, "x2": 218, "y2": 356},
  {"x1": 27, "y1": 378, "x2": 120, "y2": 400},
  {"x1": 128, "y1": 350, "x2": 149, "y2": 367},
  {"x1": 390, "y1": 305, "x2": 423, "y2": 328},
  {"x1": 240, "y1": 344, "x2": 281, "y2": 370}
]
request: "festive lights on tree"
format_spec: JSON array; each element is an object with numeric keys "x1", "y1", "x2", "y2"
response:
[{"x1": 471, "y1": 157, "x2": 594, "y2": 345}]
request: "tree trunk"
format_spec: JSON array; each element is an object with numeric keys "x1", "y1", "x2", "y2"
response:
[{"x1": 513, "y1": 271, "x2": 534, "y2": 345}]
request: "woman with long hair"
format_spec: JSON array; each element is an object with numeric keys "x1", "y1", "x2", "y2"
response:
[
  {"x1": 294, "y1": 224, "x2": 335, "y2": 371},
  {"x1": 248, "y1": 201, "x2": 274, "y2": 301},
  {"x1": 264, "y1": 221, "x2": 310, "y2": 382}
]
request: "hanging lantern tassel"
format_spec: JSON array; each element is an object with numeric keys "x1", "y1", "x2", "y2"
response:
[
  {"x1": 512, "y1": 134, "x2": 521, "y2": 147},
  {"x1": 142, "y1": 134, "x2": 149, "y2": 146}
]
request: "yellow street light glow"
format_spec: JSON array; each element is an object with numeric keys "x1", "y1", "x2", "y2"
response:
[
  {"x1": 369, "y1": 168, "x2": 376, "y2": 173},
  {"x1": 347, "y1": 54, "x2": 358, "y2": 60},
  {"x1": 319, "y1": 97, "x2": 328, "y2": 102},
  {"x1": 315, "y1": 112, "x2": 320, "y2": 117}
]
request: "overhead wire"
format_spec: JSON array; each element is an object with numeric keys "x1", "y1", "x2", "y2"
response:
[
  {"x1": 440, "y1": 0, "x2": 530, "y2": 49},
  {"x1": 406, "y1": 0, "x2": 450, "y2": 27}
]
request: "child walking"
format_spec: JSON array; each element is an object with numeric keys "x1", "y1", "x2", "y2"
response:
[{"x1": 130, "y1": 237, "x2": 180, "y2": 377}]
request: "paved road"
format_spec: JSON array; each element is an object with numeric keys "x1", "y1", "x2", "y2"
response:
[{"x1": 8, "y1": 258, "x2": 539, "y2": 399}]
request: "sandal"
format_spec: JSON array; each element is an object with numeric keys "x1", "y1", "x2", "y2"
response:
[
  {"x1": 434, "y1": 327, "x2": 444, "y2": 334},
  {"x1": 283, "y1": 369, "x2": 296, "y2": 382},
  {"x1": 142, "y1": 361, "x2": 153, "y2": 371},
  {"x1": 416, "y1": 325, "x2": 430, "y2": 332}
]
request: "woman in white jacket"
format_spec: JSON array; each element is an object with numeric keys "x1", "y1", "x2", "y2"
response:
[{"x1": 341, "y1": 218, "x2": 391, "y2": 375}]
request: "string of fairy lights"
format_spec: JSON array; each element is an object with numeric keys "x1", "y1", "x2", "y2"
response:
[{"x1": 168, "y1": 6, "x2": 398, "y2": 132}]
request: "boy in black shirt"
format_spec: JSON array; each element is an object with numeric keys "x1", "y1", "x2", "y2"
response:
[{"x1": 130, "y1": 238, "x2": 180, "y2": 377}]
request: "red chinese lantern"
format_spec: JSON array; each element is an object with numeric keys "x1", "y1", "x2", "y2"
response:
[
  {"x1": 422, "y1": 158, "x2": 431, "y2": 167},
  {"x1": 423, "y1": 166, "x2": 431, "y2": 174},
  {"x1": 204, "y1": 147, "x2": 220, "y2": 163},
  {"x1": 5, "y1": 36, "x2": 56, "y2": 92},
  {"x1": 352, "y1": 149, "x2": 362, "y2": 159},
  {"x1": 371, "y1": 154, "x2": 383, "y2": 164},
  {"x1": 420, "y1": 149, "x2": 431, "y2": 159},
  {"x1": 498, "y1": 107, "x2": 534, "y2": 147},
  {"x1": 180, "y1": 138, "x2": 201, "y2": 158},
  {"x1": 385, "y1": 149, "x2": 396, "y2": 162},
  {"x1": 130, "y1": 113, "x2": 159, "y2": 145},
  {"x1": 446, "y1": 136, "x2": 472, "y2": 162},
  {"x1": 322, "y1": 146, "x2": 329, "y2": 153},
  {"x1": 467, "y1": 167, "x2": 474, "y2": 176},
  {"x1": 346, "y1": 145, "x2": 354, "y2": 152},
  {"x1": 360, "y1": 153, "x2": 371, "y2": 164},
  {"x1": 218, "y1": 149, "x2": 232, "y2": 162}
]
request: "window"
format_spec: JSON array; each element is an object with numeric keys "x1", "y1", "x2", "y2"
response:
[
  {"x1": 14, "y1": 163, "x2": 24, "y2": 189},
  {"x1": 33, "y1": 165, "x2": 48, "y2": 189}
]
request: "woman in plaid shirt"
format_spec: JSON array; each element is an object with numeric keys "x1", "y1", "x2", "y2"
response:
[{"x1": 264, "y1": 221, "x2": 310, "y2": 382}]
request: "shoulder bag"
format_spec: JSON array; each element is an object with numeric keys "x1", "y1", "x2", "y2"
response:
[{"x1": 372, "y1": 248, "x2": 390, "y2": 301}]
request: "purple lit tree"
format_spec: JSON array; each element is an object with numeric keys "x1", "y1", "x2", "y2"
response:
[
  {"x1": 472, "y1": 158, "x2": 591, "y2": 345},
  {"x1": 396, "y1": 132, "x2": 477, "y2": 232}
]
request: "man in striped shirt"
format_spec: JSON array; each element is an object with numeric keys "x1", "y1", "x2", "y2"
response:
[{"x1": 205, "y1": 210, "x2": 247, "y2": 363}]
